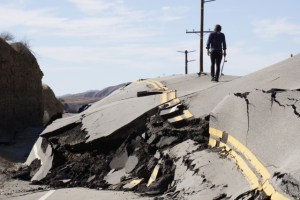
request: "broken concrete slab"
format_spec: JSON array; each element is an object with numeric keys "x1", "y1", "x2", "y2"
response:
[
  {"x1": 156, "y1": 136, "x2": 178, "y2": 148},
  {"x1": 158, "y1": 98, "x2": 181, "y2": 110},
  {"x1": 125, "y1": 156, "x2": 139, "y2": 173},
  {"x1": 167, "y1": 110, "x2": 193, "y2": 125},
  {"x1": 104, "y1": 169, "x2": 126, "y2": 185},
  {"x1": 110, "y1": 150, "x2": 128, "y2": 170},
  {"x1": 20, "y1": 77, "x2": 181, "y2": 188},
  {"x1": 41, "y1": 81, "x2": 171, "y2": 140},
  {"x1": 210, "y1": 89, "x2": 300, "y2": 199},
  {"x1": 40, "y1": 114, "x2": 82, "y2": 137},
  {"x1": 165, "y1": 141, "x2": 250, "y2": 200},
  {"x1": 159, "y1": 104, "x2": 184, "y2": 119},
  {"x1": 24, "y1": 137, "x2": 53, "y2": 182},
  {"x1": 163, "y1": 139, "x2": 200, "y2": 158},
  {"x1": 87, "y1": 175, "x2": 96, "y2": 183},
  {"x1": 86, "y1": 79, "x2": 166, "y2": 111},
  {"x1": 82, "y1": 92, "x2": 172, "y2": 143}
]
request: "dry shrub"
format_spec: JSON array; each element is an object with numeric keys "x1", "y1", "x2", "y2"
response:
[
  {"x1": 12, "y1": 39, "x2": 34, "y2": 56},
  {"x1": 0, "y1": 32, "x2": 15, "y2": 42}
]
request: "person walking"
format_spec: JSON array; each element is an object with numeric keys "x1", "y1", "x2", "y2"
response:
[{"x1": 206, "y1": 24, "x2": 227, "y2": 82}]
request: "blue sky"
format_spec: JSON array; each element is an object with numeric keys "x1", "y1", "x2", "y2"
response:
[{"x1": 1, "y1": 0, "x2": 299, "y2": 95}]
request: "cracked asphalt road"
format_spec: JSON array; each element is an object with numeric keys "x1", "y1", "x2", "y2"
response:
[{"x1": 1, "y1": 54, "x2": 300, "y2": 199}]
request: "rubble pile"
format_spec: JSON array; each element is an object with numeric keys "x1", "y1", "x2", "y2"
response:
[{"x1": 12, "y1": 111, "x2": 210, "y2": 196}]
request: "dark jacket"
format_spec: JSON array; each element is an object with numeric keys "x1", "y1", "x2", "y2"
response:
[{"x1": 206, "y1": 32, "x2": 226, "y2": 51}]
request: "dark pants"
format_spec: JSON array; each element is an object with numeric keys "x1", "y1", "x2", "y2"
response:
[{"x1": 210, "y1": 51, "x2": 223, "y2": 80}]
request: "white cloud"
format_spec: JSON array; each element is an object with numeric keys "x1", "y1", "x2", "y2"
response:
[
  {"x1": 67, "y1": 0, "x2": 114, "y2": 14},
  {"x1": 160, "y1": 6, "x2": 188, "y2": 22},
  {"x1": 253, "y1": 17, "x2": 300, "y2": 40},
  {"x1": 36, "y1": 43, "x2": 182, "y2": 70},
  {"x1": 0, "y1": 3, "x2": 156, "y2": 42}
]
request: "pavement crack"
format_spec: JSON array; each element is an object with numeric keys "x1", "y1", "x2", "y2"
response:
[
  {"x1": 269, "y1": 90, "x2": 285, "y2": 108},
  {"x1": 291, "y1": 105, "x2": 300, "y2": 118},
  {"x1": 234, "y1": 92, "x2": 250, "y2": 135},
  {"x1": 263, "y1": 89, "x2": 300, "y2": 118},
  {"x1": 287, "y1": 97, "x2": 299, "y2": 104}
]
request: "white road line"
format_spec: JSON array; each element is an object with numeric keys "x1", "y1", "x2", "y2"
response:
[{"x1": 38, "y1": 190, "x2": 55, "y2": 200}]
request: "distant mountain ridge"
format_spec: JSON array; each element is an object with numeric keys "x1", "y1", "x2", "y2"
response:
[
  {"x1": 59, "y1": 83, "x2": 130, "y2": 99},
  {"x1": 59, "y1": 82, "x2": 130, "y2": 113}
]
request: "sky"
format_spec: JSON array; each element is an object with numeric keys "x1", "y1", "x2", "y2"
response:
[{"x1": 1, "y1": 0, "x2": 300, "y2": 96}]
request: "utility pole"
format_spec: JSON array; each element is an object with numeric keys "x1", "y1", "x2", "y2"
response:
[
  {"x1": 178, "y1": 50, "x2": 196, "y2": 74},
  {"x1": 186, "y1": 0, "x2": 215, "y2": 76}
]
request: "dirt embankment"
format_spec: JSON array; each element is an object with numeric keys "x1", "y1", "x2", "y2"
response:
[
  {"x1": 0, "y1": 38, "x2": 63, "y2": 143},
  {"x1": 42, "y1": 84, "x2": 64, "y2": 126},
  {"x1": 0, "y1": 39, "x2": 43, "y2": 137}
]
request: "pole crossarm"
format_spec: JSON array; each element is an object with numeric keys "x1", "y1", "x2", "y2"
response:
[
  {"x1": 186, "y1": 30, "x2": 213, "y2": 34},
  {"x1": 204, "y1": 0, "x2": 216, "y2": 3}
]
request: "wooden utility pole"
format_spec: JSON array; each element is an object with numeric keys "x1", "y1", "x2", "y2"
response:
[
  {"x1": 178, "y1": 50, "x2": 196, "y2": 74},
  {"x1": 200, "y1": 0, "x2": 204, "y2": 74},
  {"x1": 186, "y1": 0, "x2": 215, "y2": 75}
]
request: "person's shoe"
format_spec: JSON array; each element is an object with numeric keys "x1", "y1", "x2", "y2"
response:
[
  {"x1": 211, "y1": 77, "x2": 215, "y2": 81},
  {"x1": 215, "y1": 78, "x2": 219, "y2": 82}
]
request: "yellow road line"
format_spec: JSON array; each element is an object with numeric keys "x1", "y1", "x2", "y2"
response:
[
  {"x1": 139, "y1": 79, "x2": 194, "y2": 124},
  {"x1": 138, "y1": 80, "x2": 160, "y2": 90},
  {"x1": 151, "y1": 80, "x2": 168, "y2": 91},
  {"x1": 209, "y1": 127, "x2": 224, "y2": 139},
  {"x1": 147, "y1": 80, "x2": 161, "y2": 90},
  {"x1": 218, "y1": 141, "x2": 261, "y2": 189},
  {"x1": 183, "y1": 110, "x2": 193, "y2": 119},
  {"x1": 209, "y1": 127, "x2": 270, "y2": 182},
  {"x1": 208, "y1": 138, "x2": 217, "y2": 147},
  {"x1": 125, "y1": 178, "x2": 144, "y2": 189},
  {"x1": 160, "y1": 91, "x2": 176, "y2": 103},
  {"x1": 208, "y1": 127, "x2": 289, "y2": 199},
  {"x1": 227, "y1": 135, "x2": 270, "y2": 182},
  {"x1": 147, "y1": 164, "x2": 160, "y2": 187},
  {"x1": 172, "y1": 110, "x2": 193, "y2": 122}
]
